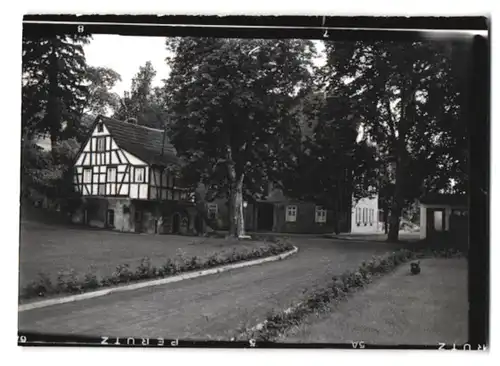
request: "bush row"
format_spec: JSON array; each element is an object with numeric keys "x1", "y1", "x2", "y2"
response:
[
  {"x1": 21, "y1": 240, "x2": 295, "y2": 300},
  {"x1": 239, "y1": 247, "x2": 463, "y2": 341}
]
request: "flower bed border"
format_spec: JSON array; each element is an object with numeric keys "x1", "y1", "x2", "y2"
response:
[
  {"x1": 20, "y1": 240, "x2": 295, "y2": 302},
  {"x1": 237, "y1": 247, "x2": 464, "y2": 341}
]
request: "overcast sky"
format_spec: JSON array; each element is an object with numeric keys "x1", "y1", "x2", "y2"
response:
[{"x1": 83, "y1": 35, "x2": 326, "y2": 96}]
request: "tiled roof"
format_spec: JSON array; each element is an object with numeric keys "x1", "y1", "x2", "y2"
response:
[{"x1": 99, "y1": 116, "x2": 179, "y2": 167}]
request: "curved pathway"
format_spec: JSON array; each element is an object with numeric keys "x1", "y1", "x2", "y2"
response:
[{"x1": 19, "y1": 237, "x2": 403, "y2": 340}]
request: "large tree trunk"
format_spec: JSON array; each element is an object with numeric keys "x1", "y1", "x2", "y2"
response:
[
  {"x1": 235, "y1": 176, "x2": 246, "y2": 237},
  {"x1": 228, "y1": 176, "x2": 245, "y2": 238},
  {"x1": 383, "y1": 202, "x2": 389, "y2": 234},
  {"x1": 226, "y1": 145, "x2": 246, "y2": 238},
  {"x1": 228, "y1": 186, "x2": 236, "y2": 237},
  {"x1": 387, "y1": 201, "x2": 401, "y2": 241},
  {"x1": 387, "y1": 72, "x2": 415, "y2": 242},
  {"x1": 388, "y1": 159, "x2": 405, "y2": 242}
]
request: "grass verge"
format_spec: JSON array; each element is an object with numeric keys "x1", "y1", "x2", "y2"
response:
[
  {"x1": 236, "y1": 247, "x2": 464, "y2": 342},
  {"x1": 20, "y1": 239, "x2": 294, "y2": 302}
]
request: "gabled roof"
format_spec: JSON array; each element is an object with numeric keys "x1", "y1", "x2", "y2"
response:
[{"x1": 98, "y1": 116, "x2": 179, "y2": 167}]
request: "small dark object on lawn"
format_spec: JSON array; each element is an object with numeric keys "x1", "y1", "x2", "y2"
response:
[{"x1": 410, "y1": 261, "x2": 421, "y2": 275}]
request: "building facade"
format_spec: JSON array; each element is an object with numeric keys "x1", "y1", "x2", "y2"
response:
[
  {"x1": 205, "y1": 185, "x2": 380, "y2": 234},
  {"x1": 72, "y1": 116, "x2": 381, "y2": 236},
  {"x1": 419, "y1": 194, "x2": 468, "y2": 240},
  {"x1": 72, "y1": 116, "x2": 198, "y2": 234}
]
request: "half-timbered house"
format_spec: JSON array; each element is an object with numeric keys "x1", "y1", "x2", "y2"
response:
[{"x1": 72, "y1": 116, "x2": 197, "y2": 234}]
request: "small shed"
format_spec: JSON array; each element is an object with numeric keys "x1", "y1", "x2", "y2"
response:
[{"x1": 419, "y1": 194, "x2": 468, "y2": 240}]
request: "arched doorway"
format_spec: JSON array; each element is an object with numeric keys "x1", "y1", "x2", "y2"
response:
[{"x1": 172, "y1": 213, "x2": 181, "y2": 234}]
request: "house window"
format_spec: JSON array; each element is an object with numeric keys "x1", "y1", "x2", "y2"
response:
[
  {"x1": 107, "y1": 167, "x2": 117, "y2": 182},
  {"x1": 207, "y1": 203, "x2": 218, "y2": 219},
  {"x1": 369, "y1": 209, "x2": 373, "y2": 225},
  {"x1": 97, "y1": 122, "x2": 104, "y2": 133},
  {"x1": 135, "y1": 167, "x2": 145, "y2": 183},
  {"x1": 106, "y1": 209, "x2": 115, "y2": 227},
  {"x1": 97, "y1": 137, "x2": 106, "y2": 152},
  {"x1": 286, "y1": 205, "x2": 297, "y2": 222},
  {"x1": 83, "y1": 168, "x2": 92, "y2": 183},
  {"x1": 315, "y1": 206, "x2": 327, "y2": 223},
  {"x1": 98, "y1": 183, "x2": 106, "y2": 195}
]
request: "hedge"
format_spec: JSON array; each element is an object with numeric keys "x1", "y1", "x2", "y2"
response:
[{"x1": 237, "y1": 247, "x2": 464, "y2": 341}]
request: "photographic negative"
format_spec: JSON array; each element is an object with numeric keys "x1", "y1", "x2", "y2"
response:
[{"x1": 18, "y1": 15, "x2": 489, "y2": 349}]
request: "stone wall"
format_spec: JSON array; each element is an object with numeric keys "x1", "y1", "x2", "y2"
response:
[{"x1": 71, "y1": 198, "x2": 135, "y2": 232}]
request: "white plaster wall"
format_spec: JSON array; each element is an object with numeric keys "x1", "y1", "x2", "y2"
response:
[
  {"x1": 351, "y1": 194, "x2": 380, "y2": 233},
  {"x1": 123, "y1": 150, "x2": 147, "y2": 167},
  {"x1": 419, "y1": 203, "x2": 461, "y2": 239},
  {"x1": 139, "y1": 184, "x2": 149, "y2": 199},
  {"x1": 420, "y1": 205, "x2": 427, "y2": 239}
]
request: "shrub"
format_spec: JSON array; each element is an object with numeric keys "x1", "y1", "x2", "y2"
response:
[
  {"x1": 82, "y1": 271, "x2": 99, "y2": 291},
  {"x1": 56, "y1": 269, "x2": 81, "y2": 293},
  {"x1": 22, "y1": 272, "x2": 54, "y2": 298},
  {"x1": 186, "y1": 256, "x2": 199, "y2": 271},
  {"x1": 241, "y1": 247, "x2": 456, "y2": 341},
  {"x1": 111, "y1": 263, "x2": 134, "y2": 284},
  {"x1": 20, "y1": 238, "x2": 295, "y2": 300},
  {"x1": 158, "y1": 258, "x2": 175, "y2": 276},
  {"x1": 205, "y1": 253, "x2": 221, "y2": 267},
  {"x1": 136, "y1": 257, "x2": 155, "y2": 279}
]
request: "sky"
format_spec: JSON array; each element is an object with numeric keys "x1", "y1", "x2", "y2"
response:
[
  {"x1": 84, "y1": 35, "x2": 172, "y2": 96},
  {"x1": 83, "y1": 35, "x2": 326, "y2": 96}
]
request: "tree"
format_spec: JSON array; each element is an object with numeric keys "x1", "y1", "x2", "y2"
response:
[
  {"x1": 81, "y1": 66, "x2": 122, "y2": 127},
  {"x1": 114, "y1": 61, "x2": 166, "y2": 129},
  {"x1": 282, "y1": 91, "x2": 379, "y2": 234},
  {"x1": 22, "y1": 35, "x2": 90, "y2": 147},
  {"x1": 321, "y1": 40, "x2": 469, "y2": 241},
  {"x1": 165, "y1": 37, "x2": 315, "y2": 237},
  {"x1": 21, "y1": 136, "x2": 80, "y2": 211}
]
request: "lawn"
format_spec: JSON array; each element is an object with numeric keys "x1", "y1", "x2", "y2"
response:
[
  {"x1": 19, "y1": 222, "x2": 272, "y2": 289},
  {"x1": 279, "y1": 257, "x2": 468, "y2": 346}
]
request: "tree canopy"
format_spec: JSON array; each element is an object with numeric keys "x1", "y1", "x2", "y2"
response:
[
  {"x1": 114, "y1": 61, "x2": 167, "y2": 129},
  {"x1": 165, "y1": 37, "x2": 316, "y2": 236},
  {"x1": 81, "y1": 66, "x2": 122, "y2": 127},
  {"x1": 281, "y1": 89, "x2": 379, "y2": 233},
  {"x1": 22, "y1": 35, "x2": 90, "y2": 146},
  {"x1": 320, "y1": 39, "x2": 469, "y2": 240}
]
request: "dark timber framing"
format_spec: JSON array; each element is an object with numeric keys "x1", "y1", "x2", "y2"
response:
[{"x1": 73, "y1": 117, "x2": 191, "y2": 203}]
